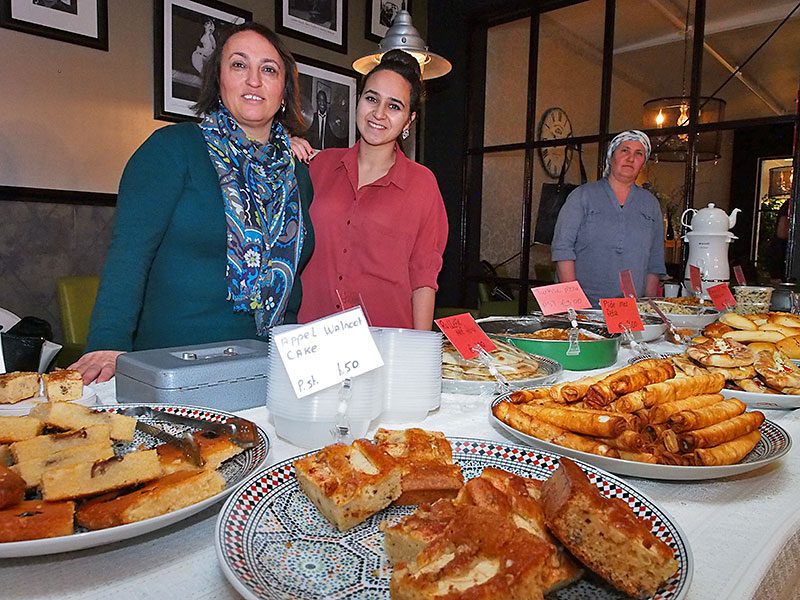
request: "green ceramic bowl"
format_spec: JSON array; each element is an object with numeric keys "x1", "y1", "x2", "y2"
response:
[{"x1": 478, "y1": 316, "x2": 620, "y2": 371}]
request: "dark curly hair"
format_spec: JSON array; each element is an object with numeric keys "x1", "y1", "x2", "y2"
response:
[
  {"x1": 362, "y1": 49, "x2": 425, "y2": 114},
  {"x1": 192, "y1": 22, "x2": 306, "y2": 134}
]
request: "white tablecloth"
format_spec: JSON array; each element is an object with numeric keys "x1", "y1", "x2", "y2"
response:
[{"x1": 3, "y1": 344, "x2": 799, "y2": 600}]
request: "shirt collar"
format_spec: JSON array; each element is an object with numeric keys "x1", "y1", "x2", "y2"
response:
[{"x1": 339, "y1": 140, "x2": 410, "y2": 191}]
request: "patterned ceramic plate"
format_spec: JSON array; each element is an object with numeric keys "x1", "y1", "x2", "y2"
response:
[
  {"x1": 0, "y1": 404, "x2": 270, "y2": 558},
  {"x1": 215, "y1": 437, "x2": 692, "y2": 600},
  {"x1": 491, "y1": 395, "x2": 791, "y2": 481}
]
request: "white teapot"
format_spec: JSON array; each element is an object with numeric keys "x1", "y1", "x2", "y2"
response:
[{"x1": 681, "y1": 203, "x2": 741, "y2": 234}]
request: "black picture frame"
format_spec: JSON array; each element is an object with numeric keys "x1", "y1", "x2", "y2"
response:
[
  {"x1": 0, "y1": 0, "x2": 108, "y2": 50},
  {"x1": 154, "y1": 0, "x2": 252, "y2": 122},
  {"x1": 295, "y1": 55, "x2": 357, "y2": 148},
  {"x1": 276, "y1": 0, "x2": 347, "y2": 54},
  {"x1": 365, "y1": 0, "x2": 409, "y2": 43}
]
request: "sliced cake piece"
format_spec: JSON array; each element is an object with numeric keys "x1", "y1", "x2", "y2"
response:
[
  {"x1": 0, "y1": 415, "x2": 43, "y2": 444},
  {"x1": 0, "y1": 371, "x2": 39, "y2": 404},
  {"x1": 42, "y1": 370, "x2": 83, "y2": 402},
  {"x1": 156, "y1": 430, "x2": 244, "y2": 474},
  {"x1": 541, "y1": 457, "x2": 678, "y2": 598},
  {"x1": 30, "y1": 402, "x2": 136, "y2": 441},
  {"x1": 41, "y1": 449, "x2": 164, "y2": 501},
  {"x1": 0, "y1": 464, "x2": 26, "y2": 509},
  {"x1": 294, "y1": 439, "x2": 402, "y2": 531},
  {"x1": 12, "y1": 442, "x2": 115, "y2": 489},
  {"x1": 10, "y1": 424, "x2": 112, "y2": 463},
  {"x1": 390, "y1": 503, "x2": 553, "y2": 600},
  {"x1": 381, "y1": 498, "x2": 457, "y2": 565},
  {"x1": 76, "y1": 468, "x2": 225, "y2": 530},
  {"x1": 0, "y1": 499, "x2": 75, "y2": 542},
  {"x1": 374, "y1": 428, "x2": 464, "y2": 505}
]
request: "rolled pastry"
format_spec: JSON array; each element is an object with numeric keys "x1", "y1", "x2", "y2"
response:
[
  {"x1": 617, "y1": 450, "x2": 659, "y2": 464},
  {"x1": 677, "y1": 411, "x2": 764, "y2": 452},
  {"x1": 597, "y1": 430, "x2": 648, "y2": 453},
  {"x1": 667, "y1": 399, "x2": 747, "y2": 433},
  {"x1": 518, "y1": 404, "x2": 628, "y2": 438},
  {"x1": 492, "y1": 402, "x2": 619, "y2": 457},
  {"x1": 613, "y1": 374, "x2": 725, "y2": 413},
  {"x1": 647, "y1": 394, "x2": 724, "y2": 425},
  {"x1": 584, "y1": 360, "x2": 671, "y2": 407},
  {"x1": 689, "y1": 430, "x2": 762, "y2": 466},
  {"x1": 509, "y1": 388, "x2": 552, "y2": 404}
]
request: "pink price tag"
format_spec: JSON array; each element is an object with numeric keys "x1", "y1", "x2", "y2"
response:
[
  {"x1": 434, "y1": 313, "x2": 496, "y2": 360},
  {"x1": 531, "y1": 281, "x2": 592, "y2": 316},
  {"x1": 689, "y1": 265, "x2": 702, "y2": 294},
  {"x1": 599, "y1": 298, "x2": 645, "y2": 333},
  {"x1": 619, "y1": 270, "x2": 637, "y2": 299},
  {"x1": 733, "y1": 265, "x2": 746, "y2": 286},
  {"x1": 707, "y1": 283, "x2": 737, "y2": 310}
]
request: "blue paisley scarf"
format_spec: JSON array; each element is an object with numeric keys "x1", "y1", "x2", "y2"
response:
[{"x1": 200, "y1": 104, "x2": 304, "y2": 334}]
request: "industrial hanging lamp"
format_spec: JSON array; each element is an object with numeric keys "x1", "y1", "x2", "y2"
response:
[{"x1": 352, "y1": 7, "x2": 451, "y2": 79}]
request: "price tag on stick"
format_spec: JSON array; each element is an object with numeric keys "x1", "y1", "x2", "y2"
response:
[
  {"x1": 435, "y1": 313, "x2": 496, "y2": 360},
  {"x1": 273, "y1": 307, "x2": 384, "y2": 398},
  {"x1": 531, "y1": 281, "x2": 591, "y2": 316},
  {"x1": 619, "y1": 270, "x2": 637, "y2": 299},
  {"x1": 733, "y1": 265, "x2": 746, "y2": 286},
  {"x1": 599, "y1": 298, "x2": 645, "y2": 333},
  {"x1": 706, "y1": 283, "x2": 737, "y2": 311},
  {"x1": 689, "y1": 265, "x2": 703, "y2": 294}
]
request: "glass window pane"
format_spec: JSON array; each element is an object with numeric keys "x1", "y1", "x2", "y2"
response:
[
  {"x1": 480, "y1": 151, "x2": 525, "y2": 276},
  {"x1": 530, "y1": 142, "x2": 600, "y2": 280},
  {"x1": 702, "y1": 0, "x2": 798, "y2": 121},
  {"x1": 484, "y1": 18, "x2": 530, "y2": 146},
  {"x1": 536, "y1": 0, "x2": 604, "y2": 139}
]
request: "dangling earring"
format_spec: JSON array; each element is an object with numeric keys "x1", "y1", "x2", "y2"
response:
[
  {"x1": 402, "y1": 127, "x2": 410, "y2": 140},
  {"x1": 280, "y1": 99, "x2": 286, "y2": 114}
]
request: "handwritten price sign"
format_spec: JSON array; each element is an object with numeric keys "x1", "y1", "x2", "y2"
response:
[
  {"x1": 599, "y1": 298, "x2": 644, "y2": 333},
  {"x1": 689, "y1": 265, "x2": 702, "y2": 294},
  {"x1": 434, "y1": 313, "x2": 496, "y2": 360},
  {"x1": 531, "y1": 281, "x2": 591, "y2": 316},
  {"x1": 619, "y1": 270, "x2": 637, "y2": 299},
  {"x1": 706, "y1": 283, "x2": 736, "y2": 310}
]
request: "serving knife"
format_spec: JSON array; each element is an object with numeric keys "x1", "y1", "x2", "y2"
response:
[
  {"x1": 119, "y1": 406, "x2": 259, "y2": 449},
  {"x1": 647, "y1": 299, "x2": 685, "y2": 345},
  {"x1": 133, "y1": 420, "x2": 205, "y2": 467}
]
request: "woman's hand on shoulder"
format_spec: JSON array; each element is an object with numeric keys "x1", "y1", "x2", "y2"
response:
[
  {"x1": 289, "y1": 136, "x2": 319, "y2": 164},
  {"x1": 69, "y1": 350, "x2": 125, "y2": 384}
]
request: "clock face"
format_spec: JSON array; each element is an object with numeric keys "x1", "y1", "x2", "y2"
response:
[{"x1": 537, "y1": 107, "x2": 573, "y2": 179}]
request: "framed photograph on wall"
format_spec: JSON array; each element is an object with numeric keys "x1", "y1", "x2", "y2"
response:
[
  {"x1": 0, "y1": 0, "x2": 109, "y2": 50},
  {"x1": 276, "y1": 0, "x2": 347, "y2": 54},
  {"x1": 296, "y1": 55, "x2": 357, "y2": 149},
  {"x1": 154, "y1": 0, "x2": 251, "y2": 122},
  {"x1": 365, "y1": 0, "x2": 408, "y2": 43}
]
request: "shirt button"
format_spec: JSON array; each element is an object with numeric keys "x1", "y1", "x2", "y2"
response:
[
  {"x1": 335, "y1": 304, "x2": 341, "y2": 309},
  {"x1": 346, "y1": 220, "x2": 351, "y2": 225},
  {"x1": 343, "y1": 249, "x2": 348, "y2": 254},
  {"x1": 338, "y1": 275, "x2": 343, "y2": 281}
]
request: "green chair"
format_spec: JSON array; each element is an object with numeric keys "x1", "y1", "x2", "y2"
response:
[{"x1": 56, "y1": 276, "x2": 100, "y2": 367}]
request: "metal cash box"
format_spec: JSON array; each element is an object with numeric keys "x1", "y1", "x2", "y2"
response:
[{"x1": 115, "y1": 339, "x2": 269, "y2": 411}]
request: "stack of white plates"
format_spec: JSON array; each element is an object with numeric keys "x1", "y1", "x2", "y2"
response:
[
  {"x1": 371, "y1": 327, "x2": 442, "y2": 423},
  {"x1": 266, "y1": 325, "x2": 381, "y2": 448}
]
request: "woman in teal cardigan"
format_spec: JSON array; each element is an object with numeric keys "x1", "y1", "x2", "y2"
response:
[{"x1": 72, "y1": 22, "x2": 314, "y2": 383}]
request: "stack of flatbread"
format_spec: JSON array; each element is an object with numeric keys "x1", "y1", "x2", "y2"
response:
[
  {"x1": 675, "y1": 336, "x2": 800, "y2": 395},
  {"x1": 441, "y1": 338, "x2": 543, "y2": 382},
  {"x1": 493, "y1": 358, "x2": 765, "y2": 466}
]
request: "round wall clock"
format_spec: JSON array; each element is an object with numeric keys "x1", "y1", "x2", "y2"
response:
[{"x1": 537, "y1": 107, "x2": 573, "y2": 179}]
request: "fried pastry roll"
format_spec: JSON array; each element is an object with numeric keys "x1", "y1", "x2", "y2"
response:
[
  {"x1": 517, "y1": 404, "x2": 628, "y2": 438},
  {"x1": 508, "y1": 388, "x2": 551, "y2": 404},
  {"x1": 584, "y1": 360, "x2": 661, "y2": 407},
  {"x1": 614, "y1": 374, "x2": 725, "y2": 413},
  {"x1": 493, "y1": 403, "x2": 618, "y2": 457},
  {"x1": 647, "y1": 394, "x2": 724, "y2": 425},
  {"x1": 555, "y1": 374, "x2": 607, "y2": 403},
  {"x1": 597, "y1": 430, "x2": 648, "y2": 453},
  {"x1": 689, "y1": 430, "x2": 762, "y2": 466},
  {"x1": 617, "y1": 450, "x2": 659, "y2": 464},
  {"x1": 677, "y1": 411, "x2": 764, "y2": 452},
  {"x1": 608, "y1": 360, "x2": 674, "y2": 396},
  {"x1": 657, "y1": 450, "x2": 693, "y2": 466},
  {"x1": 667, "y1": 399, "x2": 747, "y2": 433}
]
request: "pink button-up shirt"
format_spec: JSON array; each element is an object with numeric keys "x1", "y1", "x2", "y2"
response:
[{"x1": 298, "y1": 142, "x2": 448, "y2": 328}]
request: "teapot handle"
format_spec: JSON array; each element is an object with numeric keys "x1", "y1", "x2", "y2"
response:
[{"x1": 681, "y1": 209, "x2": 697, "y2": 229}]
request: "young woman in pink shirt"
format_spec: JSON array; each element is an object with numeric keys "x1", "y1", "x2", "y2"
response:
[{"x1": 294, "y1": 50, "x2": 448, "y2": 329}]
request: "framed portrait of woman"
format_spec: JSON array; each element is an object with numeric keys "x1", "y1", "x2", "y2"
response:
[{"x1": 154, "y1": 0, "x2": 252, "y2": 122}]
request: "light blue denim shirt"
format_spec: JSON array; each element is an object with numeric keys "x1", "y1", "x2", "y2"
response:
[{"x1": 551, "y1": 178, "x2": 666, "y2": 306}]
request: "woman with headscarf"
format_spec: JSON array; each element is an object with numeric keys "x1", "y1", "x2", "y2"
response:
[
  {"x1": 551, "y1": 130, "x2": 666, "y2": 306},
  {"x1": 71, "y1": 22, "x2": 314, "y2": 383}
]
